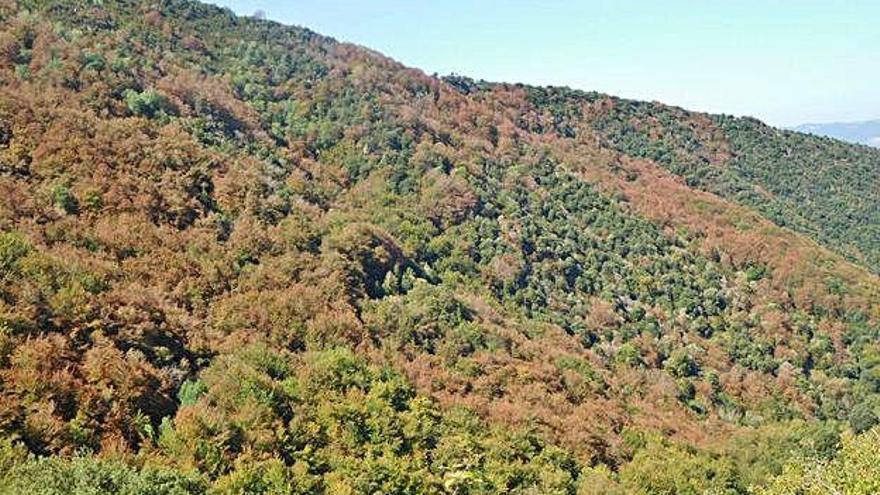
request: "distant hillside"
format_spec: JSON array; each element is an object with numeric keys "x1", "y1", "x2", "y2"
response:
[
  {"x1": 1, "y1": 1, "x2": 879, "y2": 494},
  {"x1": 515, "y1": 85, "x2": 880, "y2": 273},
  {"x1": 792, "y1": 119, "x2": 880, "y2": 147}
]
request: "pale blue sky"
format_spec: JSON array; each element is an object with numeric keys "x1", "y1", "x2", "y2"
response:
[{"x1": 210, "y1": 1, "x2": 879, "y2": 127}]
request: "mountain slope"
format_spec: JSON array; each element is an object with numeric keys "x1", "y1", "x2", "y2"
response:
[
  {"x1": 517, "y1": 85, "x2": 880, "y2": 272},
  {"x1": 0, "y1": 1, "x2": 879, "y2": 493}
]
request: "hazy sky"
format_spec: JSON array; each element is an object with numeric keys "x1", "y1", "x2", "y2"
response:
[{"x1": 210, "y1": 1, "x2": 879, "y2": 127}]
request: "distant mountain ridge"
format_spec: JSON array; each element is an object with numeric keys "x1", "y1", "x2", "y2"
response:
[{"x1": 792, "y1": 119, "x2": 880, "y2": 147}]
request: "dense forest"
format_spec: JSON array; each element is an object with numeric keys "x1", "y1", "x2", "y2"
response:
[
  {"x1": 520, "y1": 85, "x2": 880, "y2": 273},
  {"x1": 0, "y1": 1, "x2": 879, "y2": 493}
]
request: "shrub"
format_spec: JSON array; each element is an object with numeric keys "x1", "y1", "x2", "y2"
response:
[{"x1": 124, "y1": 89, "x2": 173, "y2": 118}]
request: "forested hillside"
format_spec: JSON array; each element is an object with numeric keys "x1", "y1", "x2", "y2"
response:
[
  {"x1": 521, "y1": 85, "x2": 880, "y2": 273},
  {"x1": 0, "y1": 1, "x2": 879, "y2": 493}
]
